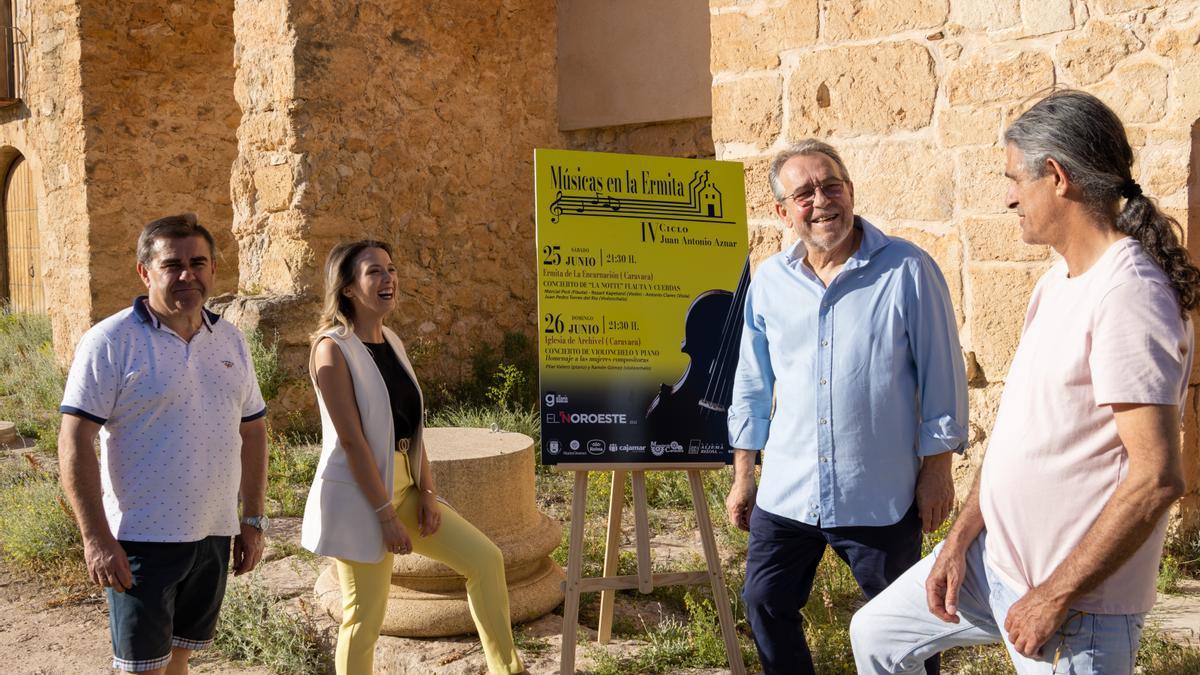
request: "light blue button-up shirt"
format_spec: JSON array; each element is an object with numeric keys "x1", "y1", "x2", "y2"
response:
[{"x1": 727, "y1": 218, "x2": 968, "y2": 527}]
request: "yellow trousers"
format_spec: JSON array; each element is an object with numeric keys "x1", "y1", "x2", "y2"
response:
[{"x1": 334, "y1": 456, "x2": 523, "y2": 675}]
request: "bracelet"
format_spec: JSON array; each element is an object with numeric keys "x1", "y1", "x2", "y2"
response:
[{"x1": 373, "y1": 500, "x2": 393, "y2": 513}]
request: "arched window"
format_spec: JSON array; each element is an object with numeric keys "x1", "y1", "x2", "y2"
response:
[{"x1": 1, "y1": 154, "x2": 42, "y2": 313}]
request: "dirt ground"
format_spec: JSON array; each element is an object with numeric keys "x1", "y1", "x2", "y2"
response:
[
  {"x1": 0, "y1": 573, "x2": 269, "y2": 674},
  {"x1": 0, "y1": 515, "x2": 728, "y2": 675}
]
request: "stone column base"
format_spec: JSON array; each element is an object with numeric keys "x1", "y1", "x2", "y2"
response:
[{"x1": 312, "y1": 427, "x2": 565, "y2": 637}]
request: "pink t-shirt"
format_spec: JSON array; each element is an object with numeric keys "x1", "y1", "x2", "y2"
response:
[{"x1": 980, "y1": 237, "x2": 1193, "y2": 614}]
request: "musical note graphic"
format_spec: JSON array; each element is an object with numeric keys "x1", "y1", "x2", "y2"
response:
[{"x1": 547, "y1": 170, "x2": 729, "y2": 224}]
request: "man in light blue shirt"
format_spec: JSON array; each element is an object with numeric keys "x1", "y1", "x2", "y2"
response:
[{"x1": 725, "y1": 139, "x2": 968, "y2": 674}]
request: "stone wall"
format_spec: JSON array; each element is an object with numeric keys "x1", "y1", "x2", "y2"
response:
[
  {"x1": 709, "y1": 0, "x2": 1200, "y2": 522},
  {"x1": 229, "y1": 0, "x2": 564, "y2": 418},
  {"x1": 0, "y1": 0, "x2": 93, "y2": 362},
  {"x1": 76, "y1": 0, "x2": 240, "y2": 321}
]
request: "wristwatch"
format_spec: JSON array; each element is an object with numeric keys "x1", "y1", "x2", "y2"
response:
[{"x1": 240, "y1": 514, "x2": 270, "y2": 534}]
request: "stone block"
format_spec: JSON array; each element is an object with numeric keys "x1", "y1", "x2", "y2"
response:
[
  {"x1": 710, "y1": 1, "x2": 819, "y2": 72},
  {"x1": 252, "y1": 163, "x2": 294, "y2": 213},
  {"x1": 949, "y1": 0, "x2": 1020, "y2": 31},
  {"x1": 1092, "y1": 62, "x2": 1168, "y2": 123},
  {"x1": 742, "y1": 156, "x2": 778, "y2": 222},
  {"x1": 947, "y1": 50, "x2": 1055, "y2": 106},
  {"x1": 882, "y1": 224, "x2": 964, "y2": 325},
  {"x1": 1019, "y1": 0, "x2": 1074, "y2": 37},
  {"x1": 1094, "y1": 0, "x2": 1163, "y2": 12},
  {"x1": 711, "y1": 74, "x2": 782, "y2": 148},
  {"x1": 841, "y1": 141, "x2": 955, "y2": 221},
  {"x1": 938, "y1": 106, "x2": 1001, "y2": 146},
  {"x1": 1151, "y1": 19, "x2": 1200, "y2": 61},
  {"x1": 1140, "y1": 144, "x2": 1190, "y2": 197},
  {"x1": 822, "y1": 0, "x2": 948, "y2": 41},
  {"x1": 966, "y1": 263, "x2": 1048, "y2": 380},
  {"x1": 1151, "y1": 22, "x2": 1200, "y2": 126},
  {"x1": 748, "y1": 224, "x2": 784, "y2": 272},
  {"x1": 955, "y1": 146, "x2": 1010, "y2": 215},
  {"x1": 962, "y1": 215, "x2": 1053, "y2": 262},
  {"x1": 966, "y1": 382, "x2": 1006, "y2": 459},
  {"x1": 788, "y1": 42, "x2": 936, "y2": 137},
  {"x1": 1057, "y1": 21, "x2": 1143, "y2": 85}
]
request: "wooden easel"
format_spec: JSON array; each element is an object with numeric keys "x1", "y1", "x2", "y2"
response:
[{"x1": 556, "y1": 463, "x2": 746, "y2": 675}]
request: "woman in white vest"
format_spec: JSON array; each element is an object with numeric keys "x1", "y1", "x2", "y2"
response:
[{"x1": 301, "y1": 240, "x2": 527, "y2": 674}]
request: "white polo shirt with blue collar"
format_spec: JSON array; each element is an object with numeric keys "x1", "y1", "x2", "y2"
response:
[{"x1": 60, "y1": 297, "x2": 267, "y2": 543}]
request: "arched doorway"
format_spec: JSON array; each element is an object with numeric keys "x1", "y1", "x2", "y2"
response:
[{"x1": 1, "y1": 155, "x2": 42, "y2": 313}]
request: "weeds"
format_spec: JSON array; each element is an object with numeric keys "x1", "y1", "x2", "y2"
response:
[
  {"x1": 1158, "y1": 553, "x2": 1183, "y2": 594},
  {"x1": 427, "y1": 403, "x2": 540, "y2": 443},
  {"x1": 513, "y1": 627, "x2": 554, "y2": 658},
  {"x1": 214, "y1": 580, "x2": 331, "y2": 675},
  {"x1": 588, "y1": 592, "x2": 751, "y2": 673},
  {"x1": 0, "y1": 456, "x2": 82, "y2": 578},
  {"x1": 266, "y1": 437, "x2": 320, "y2": 517},
  {"x1": 0, "y1": 308, "x2": 65, "y2": 448},
  {"x1": 1136, "y1": 626, "x2": 1200, "y2": 673},
  {"x1": 247, "y1": 329, "x2": 287, "y2": 404}
]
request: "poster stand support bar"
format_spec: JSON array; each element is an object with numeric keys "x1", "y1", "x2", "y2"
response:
[{"x1": 556, "y1": 465, "x2": 746, "y2": 675}]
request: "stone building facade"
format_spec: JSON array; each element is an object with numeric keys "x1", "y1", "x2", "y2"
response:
[{"x1": 0, "y1": 1, "x2": 1196, "y2": 526}]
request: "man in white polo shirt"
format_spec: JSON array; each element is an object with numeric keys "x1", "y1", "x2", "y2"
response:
[
  {"x1": 58, "y1": 213, "x2": 268, "y2": 675},
  {"x1": 850, "y1": 90, "x2": 1197, "y2": 673}
]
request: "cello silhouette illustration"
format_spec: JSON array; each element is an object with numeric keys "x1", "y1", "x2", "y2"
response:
[{"x1": 645, "y1": 256, "x2": 750, "y2": 444}]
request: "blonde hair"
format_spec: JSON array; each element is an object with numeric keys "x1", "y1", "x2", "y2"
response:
[{"x1": 312, "y1": 239, "x2": 393, "y2": 340}]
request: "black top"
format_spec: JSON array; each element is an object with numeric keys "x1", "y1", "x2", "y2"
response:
[{"x1": 363, "y1": 341, "x2": 421, "y2": 443}]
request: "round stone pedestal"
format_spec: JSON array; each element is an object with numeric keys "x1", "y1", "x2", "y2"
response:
[
  {"x1": 314, "y1": 427, "x2": 564, "y2": 637},
  {"x1": 0, "y1": 421, "x2": 17, "y2": 447}
]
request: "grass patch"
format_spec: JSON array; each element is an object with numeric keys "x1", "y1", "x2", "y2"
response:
[
  {"x1": 513, "y1": 626, "x2": 554, "y2": 658},
  {"x1": 214, "y1": 580, "x2": 330, "y2": 675},
  {"x1": 0, "y1": 308, "x2": 65, "y2": 449},
  {"x1": 1136, "y1": 626, "x2": 1200, "y2": 673},
  {"x1": 427, "y1": 404, "x2": 540, "y2": 443},
  {"x1": 588, "y1": 592, "x2": 754, "y2": 673},
  {"x1": 266, "y1": 437, "x2": 320, "y2": 517},
  {"x1": 1158, "y1": 553, "x2": 1183, "y2": 594},
  {"x1": 247, "y1": 329, "x2": 287, "y2": 404},
  {"x1": 0, "y1": 455, "x2": 84, "y2": 584}
]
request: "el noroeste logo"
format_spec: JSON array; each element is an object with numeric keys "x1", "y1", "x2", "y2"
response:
[{"x1": 553, "y1": 410, "x2": 629, "y2": 424}]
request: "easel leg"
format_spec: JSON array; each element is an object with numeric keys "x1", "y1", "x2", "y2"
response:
[
  {"x1": 688, "y1": 469, "x2": 746, "y2": 675},
  {"x1": 597, "y1": 469, "x2": 626, "y2": 644},
  {"x1": 630, "y1": 471, "x2": 653, "y2": 594},
  {"x1": 560, "y1": 470, "x2": 590, "y2": 675}
]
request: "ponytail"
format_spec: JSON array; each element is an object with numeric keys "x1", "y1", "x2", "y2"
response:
[{"x1": 1116, "y1": 190, "x2": 1200, "y2": 315}]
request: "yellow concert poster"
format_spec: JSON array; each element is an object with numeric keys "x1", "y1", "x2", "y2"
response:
[{"x1": 534, "y1": 148, "x2": 749, "y2": 465}]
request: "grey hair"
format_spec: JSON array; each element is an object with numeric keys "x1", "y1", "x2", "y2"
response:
[
  {"x1": 1005, "y1": 89, "x2": 1200, "y2": 313},
  {"x1": 767, "y1": 139, "x2": 852, "y2": 202},
  {"x1": 1003, "y1": 90, "x2": 1132, "y2": 206}
]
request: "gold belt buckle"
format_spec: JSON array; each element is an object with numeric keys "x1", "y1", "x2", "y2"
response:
[{"x1": 397, "y1": 438, "x2": 410, "y2": 452}]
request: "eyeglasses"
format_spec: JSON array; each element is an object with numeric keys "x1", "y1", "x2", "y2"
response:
[{"x1": 784, "y1": 180, "x2": 847, "y2": 208}]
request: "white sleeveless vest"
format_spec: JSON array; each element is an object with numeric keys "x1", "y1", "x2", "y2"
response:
[{"x1": 301, "y1": 326, "x2": 425, "y2": 563}]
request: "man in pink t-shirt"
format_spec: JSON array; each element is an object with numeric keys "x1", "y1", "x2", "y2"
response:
[{"x1": 850, "y1": 90, "x2": 1197, "y2": 674}]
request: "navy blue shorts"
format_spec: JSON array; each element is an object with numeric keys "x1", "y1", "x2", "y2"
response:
[{"x1": 107, "y1": 536, "x2": 231, "y2": 672}]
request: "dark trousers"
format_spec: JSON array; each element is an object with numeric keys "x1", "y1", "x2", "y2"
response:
[{"x1": 742, "y1": 503, "x2": 939, "y2": 675}]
